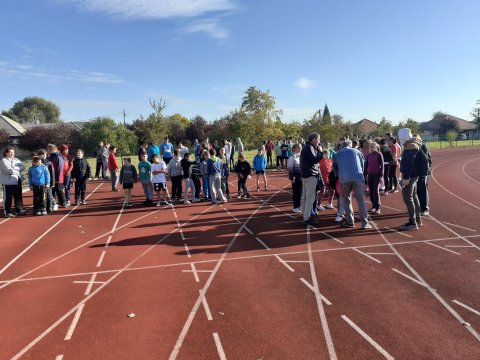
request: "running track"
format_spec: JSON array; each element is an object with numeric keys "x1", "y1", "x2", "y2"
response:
[{"x1": 0, "y1": 148, "x2": 479, "y2": 359}]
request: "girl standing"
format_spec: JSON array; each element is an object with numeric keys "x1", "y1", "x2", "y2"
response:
[{"x1": 119, "y1": 157, "x2": 137, "y2": 208}]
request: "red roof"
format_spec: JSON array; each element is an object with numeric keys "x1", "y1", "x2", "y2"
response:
[
  {"x1": 355, "y1": 118, "x2": 379, "y2": 134},
  {"x1": 420, "y1": 114, "x2": 476, "y2": 133}
]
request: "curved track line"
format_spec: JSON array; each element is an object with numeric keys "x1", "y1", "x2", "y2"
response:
[{"x1": 462, "y1": 157, "x2": 480, "y2": 186}]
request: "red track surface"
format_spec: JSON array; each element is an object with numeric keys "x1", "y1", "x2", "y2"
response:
[{"x1": 1, "y1": 148, "x2": 479, "y2": 359}]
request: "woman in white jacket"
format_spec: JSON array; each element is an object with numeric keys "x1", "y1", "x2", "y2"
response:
[{"x1": 0, "y1": 147, "x2": 26, "y2": 218}]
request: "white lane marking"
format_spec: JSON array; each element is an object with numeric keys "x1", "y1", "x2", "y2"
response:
[
  {"x1": 285, "y1": 260, "x2": 310, "y2": 263},
  {"x1": 274, "y1": 255, "x2": 295, "y2": 272},
  {"x1": 173, "y1": 211, "x2": 178, "y2": 219},
  {"x1": 188, "y1": 263, "x2": 200, "y2": 282},
  {"x1": 55, "y1": 355, "x2": 64, "y2": 360},
  {"x1": 300, "y1": 278, "x2": 332, "y2": 305},
  {"x1": 443, "y1": 222, "x2": 477, "y2": 232},
  {"x1": 391, "y1": 268, "x2": 426, "y2": 287},
  {"x1": 462, "y1": 157, "x2": 480, "y2": 185},
  {"x1": 73, "y1": 281, "x2": 105, "y2": 285},
  {"x1": 168, "y1": 187, "x2": 287, "y2": 360},
  {"x1": 105, "y1": 235, "x2": 112, "y2": 247},
  {"x1": 212, "y1": 333, "x2": 227, "y2": 360},
  {"x1": 182, "y1": 270, "x2": 213, "y2": 273},
  {"x1": 341, "y1": 315, "x2": 395, "y2": 360},
  {"x1": 244, "y1": 226, "x2": 254, "y2": 234},
  {"x1": 255, "y1": 236, "x2": 271, "y2": 250},
  {"x1": 424, "y1": 242, "x2": 461, "y2": 255},
  {"x1": 366, "y1": 200, "x2": 402, "y2": 212},
  {"x1": 5, "y1": 234, "x2": 480, "y2": 286},
  {"x1": 200, "y1": 290, "x2": 213, "y2": 321},
  {"x1": 307, "y1": 226, "x2": 337, "y2": 360},
  {"x1": 321, "y1": 232, "x2": 344, "y2": 244},
  {"x1": 384, "y1": 227, "x2": 412, "y2": 238},
  {"x1": 64, "y1": 303, "x2": 85, "y2": 340},
  {"x1": 84, "y1": 273, "x2": 98, "y2": 296},
  {"x1": 365, "y1": 253, "x2": 396, "y2": 255},
  {"x1": 352, "y1": 248, "x2": 382, "y2": 264},
  {"x1": 96, "y1": 250, "x2": 107, "y2": 267},
  {"x1": 452, "y1": 300, "x2": 480, "y2": 317},
  {"x1": 184, "y1": 243, "x2": 191, "y2": 258},
  {"x1": 0, "y1": 184, "x2": 103, "y2": 275},
  {"x1": 110, "y1": 203, "x2": 125, "y2": 233},
  {"x1": 444, "y1": 245, "x2": 475, "y2": 248}
]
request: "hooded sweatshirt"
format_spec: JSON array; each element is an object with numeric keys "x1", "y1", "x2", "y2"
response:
[{"x1": 400, "y1": 134, "x2": 422, "y2": 180}]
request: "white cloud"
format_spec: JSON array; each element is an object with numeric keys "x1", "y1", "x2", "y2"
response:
[
  {"x1": 294, "y1": 77, "x2": 317, "y2": 90},
  {"x1": 181, "y1": 19, "x2": 229, "y2": 40},
  {"x1": 63, "y1": 0, "x2": 235, "y2": 20},
  {"x1": 0, "y1": 60, "x2": 125, "y2": 84}
]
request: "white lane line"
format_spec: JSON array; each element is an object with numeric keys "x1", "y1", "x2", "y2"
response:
[
  {"x1": 55, "y1": 355, "x2": 64, "y2": 360},
  {"x1": 307, "y1": 226, "x2": 337, "y2": 360},
  {"x1": 73, "y1": 281, "x2": 105, "y2": 285},
  {"x1": 110, "y1": 203, "x2": 125, "y2": 233},
  {"x1": 443, "y1": 222, "x2": 477, "y2": 232},
  {"x1": 105, "y1": 235, "x2": 112, "y2": 247},
  {"x1": 188, "y1": 263, "x2": 200, "y2": 282},
  {"x1": 168, "y1": 187, "x2": 286, "y2": 360},
  {"x1": 244, "y1": 226, "x2": 254, "y2": 234},
  {"x1": 200, "y1": 290, "x2": 213, "y2": 321},
  {"x1": 341, "y1": 315, "x2": 395, "y2": 360},
  {"x1": 212, "y1": 333, "x2": 227, "y2": 360},
  {"x1": 365, "y1": 253, "x2": 396, "y2": 255},
  {"x1": 444, "y1": 245, "x2": 474, "y2": 248},
  {"x1": 452, "y1": 300, "x2": 480, "y2": 317},
  {"x1": 255, "y1": 236, "x2": 271, "y2": 250},
  {"x1": 391, "y1": 268, "x2": 426, "y2": 287},
  {"x1": 64, "y1": 303, "x2": 85, "y2": 340},
  {"x1": 462, "y1": 157, "x2": 480, "y2": 185},
  {"x1": 84, "y1": 273, "x2": 97, "y2": 296},
  {"x1": 285, "y1": 260, "x2": 310, "y2": 263},
  {"x1": 274, "y1": 255, "x2": 295, "y2": 272},
  {"x1": 182, "y1": 270, "x2": 213, "y2": 273},
  {"x1": 384, "y1": 227, "x2": 412, "y2": 238},
  {"x1": 269, "y1": 204, "x2": 297, "y2": 220},
  {"x1": 476, "y1": 260, "x2": 480, "y2": 263},
  {"x1": 299, "y1": 278, "x2": 332, "y2": 305},
  {"x1": 0, "y1": 184, "x2": 103, "y2": 275},
  {"x1": 96, "y1": 250, "x2": 107, "y2": 267},
  {"x1": 353, "y1": 248, "x2": 382, "y2": 264},
  {"x1": 320, "y1": 231, "x2": 344, "y2": 244},
  {"x1": 366, "y1": 200, "x2": 402, "y2": 212},
  {"x1": 184, "y1": 243, "x2": 192, "y2": 258},
  {"x1": 173, "y1": 211, "x2": 178, "y2": 219},
  {"x1": 424, "y1": 242, "x2": 461, "y2": 255}
]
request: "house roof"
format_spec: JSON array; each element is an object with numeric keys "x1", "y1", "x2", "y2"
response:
[
  {"x1": 0, "y1": 115, "x2": 26, "y2": 136},
  {"x1": 420, "y1": 114, "x2": 476, "y2": 133},
  {"x1": 22, "y1": 121, "x2": 86, "y2": 130},
  {"x1": 355, "y1": 118, "x2": 379, "y2": 134}
]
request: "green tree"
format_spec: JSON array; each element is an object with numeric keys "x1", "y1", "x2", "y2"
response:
[
  {"x1": 128, "y1": 115, "x2": 167, "y2": 145},
  {"x1": 10, "y1": 96, "x2": 61, "y2": 123},
  {"x1": 1, "y1": 109, "x2": 19, "y2": 122},
  {"x1": 439, "y1": 118, "x2": 459, "y2": 134},
  {"x1": 471, "y1": 100, "x2": 480, "y2": 136},
  {"x1": 446, "y1": 130, "x2": 457, "y2": 146},
  {"x1": 166, "y1": 113, "x2": 190, "y2": 145},
  {"x1": 374, "y1": 116, "x2": 393, "y2": 136},
  {"x1": 322, "y1": 104, "x2": 331, "y2": 125},
  {"x1": 404, "y1": 118, "x2": 420, "y2": 135}
]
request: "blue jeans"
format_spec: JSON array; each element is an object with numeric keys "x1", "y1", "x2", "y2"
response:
[
  {"x1": 202, "y1": 175, "x2": 210, "y2": 199},
  {"x1": 64, "y1": 175, "x2": 71, "y2": 202}
]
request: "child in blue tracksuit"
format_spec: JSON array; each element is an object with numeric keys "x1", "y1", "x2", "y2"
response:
[
  {"x1": 253, "y1": 148, "x2": 268, "y2": 191},
  {"x1": 28, "y1": 156, "x2": 50, "y2": 215}
]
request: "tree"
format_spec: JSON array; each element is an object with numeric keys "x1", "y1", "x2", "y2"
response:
[
  {"x1": 127, "y1": 115, "x2": 167, "y2": 145},
  {"x1": 10, "y1": 97, "x2": 61, "y2": 123},
  {"x1": 0, "y1": 129, "x2": 10, "y2": 145},
  {"x1": 432, "y1": 111, "x2": 447, "y2": 118},
  {"x1": 404, "y1": 118, "x2": 420, "y2": 135},
  {"x1": 322, "y1": 104, "x2": 331, "y2": 125},
  {"x1": 19, "y1": 124, "x2": 81, "y2": 152},
  {"x1": 374, "y1": 116, "x2": 393, "y2": 137},
  {"x1": 446, "y1": 130, "x2": 457, "y2": 146},
  {"x1": 471, "y1": 100, "x2": 480, "y2": 135},
  {"x1": 166, "y1": 113, "x2": 189, "y2": 145},
  {"x1": 186, "y1": 115, "x2": 209, "y2": 142},
  {"x1": 1, "y1": 110, "x2": 19, "y2": 122},
  {"x1": 439, "y1": 118, "x2": 459, "y2": 134}
]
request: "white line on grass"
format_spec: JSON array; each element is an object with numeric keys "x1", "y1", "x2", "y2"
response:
[
  {"x1": 341, "y1": 315, "x2": 395, "y2": 360},
  {"x1": 424, "y1": 242, "x2": 461, "y2": 255},
  {"x1": 212, "y1": 333, "x2": 227, "y2": 360},
  {"x1": 452, "y1": 300, "x2": 480, "y2": 317},
  {"x1": 64, "y1": 303, "x2": 85, "y2": 340}
]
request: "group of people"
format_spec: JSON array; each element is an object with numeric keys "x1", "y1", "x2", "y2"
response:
[{"x1": 291, "y1": 129, "x2": 431, "y2": 230}]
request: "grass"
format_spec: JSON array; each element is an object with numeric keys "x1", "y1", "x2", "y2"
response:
[{"x1": 423, "y1": 139, "x2": 480, "y2": 149}]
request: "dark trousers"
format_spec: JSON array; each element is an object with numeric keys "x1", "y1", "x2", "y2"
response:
[
  {"x1": 238, "y1": 177, "x2": 248, "y2": 194},
  {"x1": 402, "y1": 176, "x2": 421, "y2": 223},
  {"x1": 53, "y1": 183, "x2": 66, "y2": 206},
  {"x1": 221, "y1": 177, "x2": 230, "y2": 196},
  {"x1": 389, "y1": 164, "x2": 398, "y2": 191},
  {"x1": 75, "y1": 180, "x2": 87, "y2": 202},
  {"x1": 64, "y1": 175, "x2": 71, "y2": 202},
  {"x1": 2, "y1": 181, "x2": 24, "y2": 215},
  {"x1": 276, "y1": 155, "x2": 281, "y2": 168},
  {"x1": 46, "y1": 186, "x2": 55, "y2": 212},
  {"x1": 267, "y1": 153, "x2": 273, "y2": 167},
  {"x1": 417, "y1": 176, "x2": 429, "y2": 212},
  {"x1": 368, "y1": 173, "x2": 382, "y2": 210},
  {"x1": 164, "y1": 158, "x2": 172, "y2": 165},
  {"x1": 383, "y1": 165, "x2": 390, "y2": 192},
  {"x1": 171, "y1": 175, "x2": 183, "y2": 199},
  {"x1": 229, "y1": 156, "x2": 235, "y2": 171},
  {"x1": 192, "y1": 175, "x2": 201, "y2": 200},
  {"x1": 292, "y1": 177, "x2": 302, "y2": 209},
  {"x1": 32, "y1": 185, "x2": 46, "y2": 213},
  {"x1": 95, "y1": 161, "x2": 105, "y2": 178}
]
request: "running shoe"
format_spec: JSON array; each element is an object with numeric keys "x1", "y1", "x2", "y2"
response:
[
  {"x1": 292, "y1": 208, "x2": 302, "y2": 213},
  {"x1": 4, "y1": 213, "x2": 15, "y2": 218},
  {"x1": 341, "y1": 222, "x2": 355, "y2": 228},
  {"x1": 325, "y1": 204, "x2": 335, "y2": 209},
  {"x1": 361, "y1": 223, "x2": 373, "y2": 229},
  {"x1": 421, "y1": 210, "x2": 429, "y2": 216},
  {"x1": 399, "y1": 222, "x2": 418, "y2": 231},
  {"x1": 81, "y1": 200, "x2": 87, "y2": 205},
  {"x1": 317, "y1": 205, "x2": 325, "y2": 211},
  {"x1": 335, "y1": 215, "x2": 343, "y2": 222}
]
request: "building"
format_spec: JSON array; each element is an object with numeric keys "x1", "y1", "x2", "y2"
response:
[
  {"x1": 355, "y1": 118, "x2": 379, "y2": 135},
  {"x1": 419, "y1": 114, "x2": 477, "y2": 140}
]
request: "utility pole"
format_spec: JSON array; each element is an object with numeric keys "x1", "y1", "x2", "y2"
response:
[{"x1": 123, "y1": 109, "x2": 126, "y2": 126}]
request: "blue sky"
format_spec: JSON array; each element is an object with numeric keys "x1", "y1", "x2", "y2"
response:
[{"x1": 1, "y1": 0, "x2": 479, "y2": 125}]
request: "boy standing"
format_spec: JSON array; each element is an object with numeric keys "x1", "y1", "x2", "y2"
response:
[
  {"x1": 207, "y1": 149, "x2": 226, "y2": 204},
  {"x1": 234, "y1": 153, "x2": 251, "y2": 198},
  {"x1": 151, "y1": 154, "x2": 168, "y2": 206},
  {"x1": 108, "y1": 146, "x2": 120, "y2": 192},
  {"x1": 119, "y1": 157, "x2": 137, "y2": 208},
  {"x1": 37, "y1": 149, "x2": 56, "y2": 213},
  {"x1": 28, "y1": 156, "x2": 50, "y2": 215},
  {"x1": 287, "y1": 144, "x2": 302, "y2": 213},
  {"x1": 253, "y1": 148, "x2": 268, "y2": 191},
  {"x1": 138, "y1": 153, "x2": 154, "y2": 205},
  {"x1": 167, "y1": 149, "x2": 183, "y2": 203},
  {"x1": 47, "y1": 144, "x2": 66, "y2": 209},
  {"x1": 180, "y1": 153, "x2": 199, "y2": 204},
  {"x1": 71, "y1": 149, "x2": 91, "y2": 205}
]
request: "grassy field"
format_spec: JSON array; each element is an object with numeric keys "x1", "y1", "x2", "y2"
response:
[{"x1": 423, "y1": 139, "x2": 480, "y2": 149}]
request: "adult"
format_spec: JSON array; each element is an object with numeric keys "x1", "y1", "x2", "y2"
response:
[
  {"x1": 332, "y1": 139, "x2": 371, "y2": 229},
  {"x1": 300, "y1": 133, "x2": 324, "y2": 226},
  {"x1": 147, "y1": 142, "x2": 160, "y2": 163},
  {"x1": 398, "y1": 128, "x2": 422, "y2": 231},
  {"x1": 280, "y1": 140, "x2": 289, "y2": 168},
  {"x1": 275, "y1": 141, "x2": 282, "y2": 169},
  {"x1": 160, "y1": 138, "x2": 174, "y2": 164},
  {"x1": 102, "y1": 143, "x2": 110, "y2": 179},
  {"x1": 229, "y1": 139, "x2": 235, "y2": 171},
  {"x1": 138, "y1": 143, "x2": 147, "y2": 162},
  {"x1": 0, "y1": 147, "x2": 26, "y2": 218},
  {"x1": 417, "y1": 142, "x2": 432, "y2": 216},
  {"x1": 94, "y1": 141, "x2": 106, "y2": 179},
  {"x1": 378, "y1": 138, "x2": 394, "y2": 196},
  {"x1": 178, "y1": 142, "x2": 189, "y2": 158},
  {"x1": 47, "y1": 143, "x2": 66, "y2": 209},
  {"x1": 237, "y1": 137, "x2": 244, "y2": 154},
  {"x1": 265, "y1": 139, "x2": 274, "y2": 168},
  {"x1": 59, "y1": 144, "x2": 73, "y2": 206}
]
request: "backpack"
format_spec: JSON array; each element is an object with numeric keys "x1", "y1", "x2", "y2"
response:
[{"x1": 415, "y1": 147, "x2": 430, "y2": 177}]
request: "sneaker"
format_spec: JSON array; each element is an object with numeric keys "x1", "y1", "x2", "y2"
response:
[
  {"x1": 125, "y1": 203, "x2": 132, "y2": 208},
  {"x1": 381, "y1": 192, "x2": 389, "y2": 196},
  {"x1": 192, "y1": 198, "x2": 200, "y2": 203},
  {"x1": 369, "y1": 207, "x2": 377, "y2": 213},
  {"x1": 226, "y1": 195, "x2": 232, "y2": 199},
  {"x1": 66, "y1": 201, "x2": 71, "y2": 206},
  {"x1": 264, "y1": 187, "x2": 268, "y2": 191},
  {"x1": 341, "y1": 222, "x2": 355, "y2": 228},
  {"x1": 335, "y1": 215, "x2": 343, "y2": 222},
  {"x1": 416, "y1": 218, "x2": 423, "y2": 226},
  {"x1": 362, "y1": 223, "x2": 373, "y2": 229},
  {"x1": 421, "y1": 210, "x2": 429, "y2": 216},
  {"x1": 292, "y1": 208, "x2": 302, "y2": 213},
  {"x1": 53, "y1": 204, "x2": 59, "y2": 211},
  {"x1": 112, "y1": 188, "x2": 120, "y2": 192},
  {"x1": 317, "y1": 205, "x2": 325, "y2": 211},
  {"x1": 74, "y1": 201, "x2": 80, "y2": 206},
  {"x1": 184, "y1": 200, "x2": 191, "y2": 205},
  {"x1": 4, "y1": 213, "x2": 15, "y2": 218},
  {"x1": 81, "y1": 200, "x2": 87, "y2": 205},
  {"x1": 304, "y1": 217, "x2": 319, "y2": 226},
  {"x1": 16, "y1": 210, "x2": 27, "y2": 216},
  {"x1": 256, "y1": 187, "x2": 260, "y2": 192},
  {"x1": 400, "y1": 222, "x2": 418, "y2": 231},
  {"x1": 243, "y1": 195, "x2": 251, "y2": 199},
  {"x1": 156, "y1": 202, "x2": 162, "y2": 207},
  {"x1": 374, "y1": 209, "x2": 381, "y2": 215},
  {"x1": 325, "y1": 203, "x2": 335, "y2": 209},
  {"x1": 42, "y1": 210, "x2": 48, "y2": 215},
  {"x1": 35, "y1": 211, "x2": 42, "y2": 216}
]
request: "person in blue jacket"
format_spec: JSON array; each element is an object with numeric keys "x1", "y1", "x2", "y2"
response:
[
  {"x1": 147, "y1": 142, "x2": 160, "y2": 163},
  {"x1": 28, "y1": 156, "x2": 50, "y2": 215},
  {"x1": 253, "y1": 148, "x2": 268, "y2": 191}
]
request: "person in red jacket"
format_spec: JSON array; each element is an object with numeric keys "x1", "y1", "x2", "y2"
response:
[
  {"x1": 108, "y1": 146, "x2": 120, "y2": 192},
  {"x1": 59, "y1": 144, "x2": 74, "y2": 206},
  {"x1": 264, "y1": 139, "x2": 274, "y2": 169},
  {"x1": 317, "y1": 149, "x2": 335, "y2": 210}
]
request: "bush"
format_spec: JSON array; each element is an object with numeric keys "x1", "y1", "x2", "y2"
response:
[
  {"x1": 445, "y1": 130, "x2": 457, "y2": 146},
  {"x1": 19, "y1": 124, "x2": 82, "y2": 152}
]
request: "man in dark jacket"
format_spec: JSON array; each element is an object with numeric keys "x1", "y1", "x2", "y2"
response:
[
  {"x1": 417, "y1": 143, "x2": 432, "y2": 216},
  {"x1": 300, "y1": 132, "x2": 324, "y2": 226}
]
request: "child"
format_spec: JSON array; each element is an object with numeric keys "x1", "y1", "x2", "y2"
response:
[
  {"x1": 234, "y1": 153, "x2": 251, "y2": 198},
  {"x1": 218, "y1": 147, "x2": 231, "y2": 199},
  {"x1": 47, "y1": 144, "x2": 65, "y2": 209},
  {"x1": 59, "y1": 144, "x2": 73, "y2": 206},
  {"x1": 37, "y1": 149, "x2": 56, "y2": 213},
  {"x1": 253, "y1": 148, "x2": 268, "y2": 191},
  {"x1": 151, "y1": 154, "x2": 169, "y2": 206},
  {"x1": 28, "y1": 156, "x2": 50, "y2": 215},
  {"x1": 119, "y1": 157, "x2": 137, "y2": 208},
  {"x1": 365, "y1": 141, "x2": 384, "y2": 214},
  {"x1": 200, "y1": 149, "x2": 210, "y2": 201},
  {"x1": 207, "y1": 149, "x2": 226, "y2": 204},
  {"x1": 180, "y1": 153, "x2": 199, "y2": 204},
  {"x1": 191, "y1": 157, "x2": 203, "y2": 201},
  {"x1": 167, "y1": 149, "x2": 183, "y2": 203},
  {"x1": 318, "y1": 149, "x2": 335, "y2": 210},
  {"x1": 138, "y1": 153, "x2": 154, "y2": 205},
  {"x1": 287, "y1": 143, "x2": 302, "y2": 213},
  {"x1": 71, "y1": 149, "x2": 91, "y2": 205},
  {"x1": 108, "y1": 146, "x2": 120, "y2": 192}
]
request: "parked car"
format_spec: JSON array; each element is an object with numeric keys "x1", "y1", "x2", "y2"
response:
[{"x1": 457, "y1": 133, "x2": 467, "y2": 140}]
